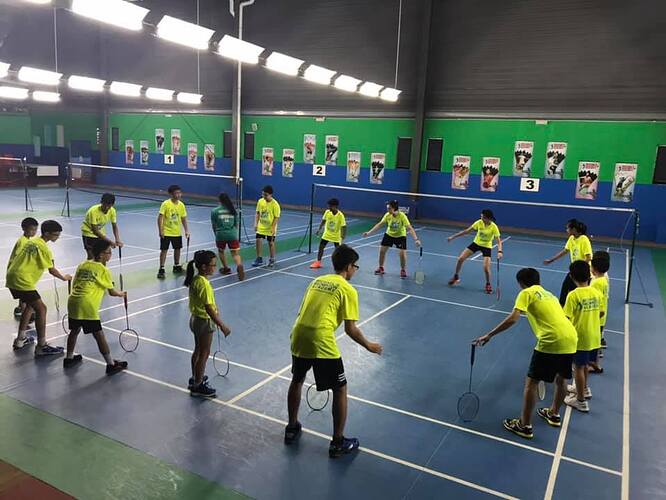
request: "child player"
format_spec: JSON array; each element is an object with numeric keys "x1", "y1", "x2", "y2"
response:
[
  {"x1": 474, "y1": 268, "x2": 577, "y2": 439},
  {"x1": 211, "y1": 192, "x2": 245, "y2": 281},
  {"x1": 157, "y1": 184, "x2": 190, "y2": 279},
  {"x1": 310, "y1": 198, "x2": 346, "y2": 269},
  {"x1": 589, "y1": 251, "x2": 610, "y2": 372},
  {"x1": 80, "y1": 193, "x2": 123, "y2": 260},
  {"x1": 8, "y1": 217, "x2": 38, "y2": 319},
  {"x1": 252, "y1": 185, "x2": 280, "y2": 268},
  {"x1": 362, "y1": 200, "x2": 420, "y2": 278}
]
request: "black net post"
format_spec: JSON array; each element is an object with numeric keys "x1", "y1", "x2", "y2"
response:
[
  {"x1": 22, "y1": 158, "x2": 28, "y2": 212},
  {"x1": 307, "y1": 183, "x2": 316, "y2": 254},
  {"x1": 625, "y1": 210, "x2": 639, "y2": 304}
]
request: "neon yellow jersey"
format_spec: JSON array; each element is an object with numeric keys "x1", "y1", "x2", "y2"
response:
[
  {"x1": 291, "y1": 274, "x2": 359, "y2": 359},
  {"x1": 565, "y1": 235, "x2": 592, "y2": 263},
  {"x1": 471, "y1": 219, "x2": 500, "y2": 249},
  {"x1": 591, "y1": 275, "x2": 609, "y2": 327},
  {"x1": 514, "y1": 285, "x2": 578, "y2": 354},
  {"x1": 322, "y1": 210, "x2": 346, "y2": 243},
  {"x1": 67, "y1": 260, "x2": 114, "y2": 320},
  {"x1": 5, "y1": 237, "x2": 53, "y2": 291},
  {"x1": 7, "y1": 235, "x2": 30, "y2": 270},
  {"x1": 564, "y1": 286, "x2": 603, "y2": 351},
  {"x1": 256, "y1": 198, "x2": 281, "y2": 236},
  {"x1": 381, "y1": 211, "x2": 410, "y2": 238},
  {"x1": 189, "y1": 274, "x2": 217, "y2": 320},
  {"x1": 81, "y1": 204, "x2": 117, "y2": 238},
  {"x1": 159, "y1": 199, "x2": 187, "y2": 237}
]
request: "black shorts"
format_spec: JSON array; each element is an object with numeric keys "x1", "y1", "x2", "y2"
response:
[
  {"x1": 381, "y1": 234, "x2": 407, "y2": 249},
  {"x1": 574, "y1": 349, "x2": 596, "y2": 366},
  {"x1": 9, "y1": 289, "x2": 41, "y2": 303},
  {"x1": 160, "y1": 236, "x2": 183, "y2": 250},
  {"x1": 467, "y1": 242, "x2": 491, "y2": 258},
  {"x1": 319, "y1": 239, "x2": 340, "y2": 248},
  {"x1": 291, "y1": 356, "x2": 347, "y2": 391},
  {"x1": 527, "y1": 350, "x2": 574, "y2": 383},
  {"x1": 68, "y1": 318, "x2": 103, "y2": 334},
  {"x1": 256, "y1": 233, "x2": 275, "y2": 242},
  {"x1": 82, "y1": 235, "x2": 99, "y2": 251}
]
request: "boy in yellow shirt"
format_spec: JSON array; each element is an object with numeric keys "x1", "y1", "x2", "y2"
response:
[
  {"x1": 474, "y1": 268, "x2": 577, "y2": 439},
  {"x1": 252, "y1": 185, "x2": 281, "y2": 268},
  {"x1": 363, "y1": 200, "x2": 420, "y2": 279},
  {"x1": 64, "y1": 239, "x2": 128, "y2": 375},
  {"x1": 6, "y1": 220, "x2": 72, "y2": 355},
  {"x1": 563, "y1": 260, "x2": 604, "y2": 412},
  {"x1": 8, "y1": 217, "x2": 39, "y2": 318},
  {"x1": 310, "y1": 198, "x2": 346, "y2": 269},
  {"x1": 589, "y1": 251, "x2": 610, "y2": 373},
  {"x1": 157, "y1": 184, "x2": 190, "y2": 279},
  {"x1": 80, "y1": 193, "x2": 123, "y2": 260},
  {"x1": 285, "y1": 245, "x2": 383, "y2": 457}
]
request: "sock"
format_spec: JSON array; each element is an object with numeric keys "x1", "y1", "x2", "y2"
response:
[
  {"x1": 103, "y1": 353, "x2": 114, "y2": 365},
  {"x1": 17, "y1": 330, "x2": 27, "y2": 340},
  {"x1": 66, "y1": 351, "x2": 74, "y2": 359}
]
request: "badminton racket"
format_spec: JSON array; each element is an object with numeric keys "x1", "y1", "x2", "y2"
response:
[
  {"x1": 306, "y1": 382, "x2": 330, "y2": 411},
  {"x1": 538, "y1": 380, "x2": 546, "y2": 401},
  {"x1": 52, "y1": 260, "x2": 61, "y2": 321},
  {"x1": 186, "y1": 236, "x2": 191, "y2": 263},
  {"x1": 414, "y1": 247, "x2": 425, "y2": 285},
  {"x1": 118, "y1": 294, "x2": 139, "y2": 352},
  {"x1": 496, "y1": 255, "x2": 501, "y2": 301},
  {"x1": 457, "y1": 344, "x2": 480, "y2": 422},
  {"x1": 212, "y1": 326, "x2": 230, "y2": 377},
  {"x1": 118, "y1": 246, "x2": 124, "y2": 291},
  {"x1": 61, "y1": 279, "x2": 71, "y2": 334}
]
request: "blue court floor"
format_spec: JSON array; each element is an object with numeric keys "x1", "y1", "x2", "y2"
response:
[{"x1": 1, "y1": 186, "x2": 665, "y2": 499}]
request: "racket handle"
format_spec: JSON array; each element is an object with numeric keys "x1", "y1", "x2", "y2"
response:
[
  {"x1": 123, "y1": 294, "x2": 128, "y2": 309},
  {"x1": 67, "y1": 279, "x2": 71, "y2": 295},
  {"x1": 470, "y1": 344, "x2": 476, "y2": 366},
  {"x1": 419, "y1": 247, "x2": 423, "y2": 257},
  {"x1": 118, "y1": 246, "x2": 122, "y2": 260}
]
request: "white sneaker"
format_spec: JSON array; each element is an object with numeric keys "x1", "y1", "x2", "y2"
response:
[
  {"x1": 567, "y1": 383, "x2": 592, "y2": 399},
  {"x1": 564, "y1": 394, "x2": 590, "y2": 412},
  {"x1": 12, "y1": 335, "x2": 35, "y2": 350}
]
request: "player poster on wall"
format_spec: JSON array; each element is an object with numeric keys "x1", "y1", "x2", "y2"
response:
[
  {"x1": 611, "y1": 163, "x2": 638, "y2": 202},
  {"x1": 282, "y1": 149, "x2": 295, "y2": 178},
  {"x1": 575, "y1": 161, "x2": 600, "y2": 200},
  {"x1": 140, "y1": 140, "x2": 149, "y2": 165},
  {"x1": 544, "y1": 142, "x2": 567, "y2": 179},
  {"x1": 125, "y1": 140, "x2": 134, "y2": 164},
  {"x1": 481, "y1": 157, "x2": 500, "y2": 192},
  {"x1": 204, "y1": 144, "x2": 215, "y2": 171},
  {"x1": 325, "y1": 135, "x2": 339, "y2": 165},
  {"x1": 262, "y1": 147, "x2": 274, "y2": 176},
  {"x1": 513, "y1": 141, "x2": 534, "y2": 177},
  {"x1": 155, "y1": 129, "x2": 165, "y2": 153},
  {"x1": 346, "y1": 152, "x2": 360, "y2": 183},
  {"x1": 370, "y1": 153, "x2": 385, "y2": 185},
  {"x1": 187, "y1": 143, "x2": 198, "y2": 169},
  {"x1": 303, "y1": 134, "x2": 316, "y2": 163},
  {"x1": 451, "y1": 155, "x2": 471, "y2": 190},
  {"x1": 171, "y1": 129, "x2": 181, "y2": 155}
]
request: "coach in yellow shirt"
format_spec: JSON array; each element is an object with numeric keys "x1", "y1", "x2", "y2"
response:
[
  {"x1": 157, "y1": 184, "x2": 190, "y2": 279},
  {"x1": 252, "y1": 185, "x2": 281, "y2": 268},
  {"x1": 81, "y1": 193, "x2": 123, "y2": 260}
]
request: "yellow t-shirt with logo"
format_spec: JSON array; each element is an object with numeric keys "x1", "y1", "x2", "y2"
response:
[
  {"x1": 565, "y1": 235, "x2": 592, "y2": 263},
  {"x1": 159, "y1": 199, "x2": 187, "y2": 237},
  {"x1": 591, "y1": 275, "x2": 609, "y2": 327},
  {"x1": 7, "y1": 235, "x2": 30, "y2": 270},
  {"x1": 471, "y1": 219, "x2": 500, "y2": 249},
  {"x1": 322, "y1": 210, "x2": 346, "y2": 243},
  {"x1": 81, "y1": 204, "x2": 117, "y2": 238},
  {"x1": 514, "y1": 285, "x2": 578, "y2": 354},
  {"x1": 291, "y1": 274, "x2": 359, "y2": 359},
  {"x1": 67, "y1": 260, "x2": 114, "y2": 320},
  {"x1": 564, "y1": 286, "x2": 603, "y2": 351},
  {"x1": 5, "y1": 238, "x2": 53, "y2": 291},
  {"x1": 256, "y1": 198, "x2": 281, "y2": 236},
  {"x1": 189, "y1": 274, "x2": 217, "y2": 320},
  {"x1": 381, "y1": 211, "x2": 411, "y2": 238}
]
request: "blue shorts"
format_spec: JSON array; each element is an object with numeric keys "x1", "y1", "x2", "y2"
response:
[{"x1": 574, "y1": 349, "x2": 595, "y2": 366}]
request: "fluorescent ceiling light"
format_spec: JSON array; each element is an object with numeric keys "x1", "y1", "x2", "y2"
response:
[
  {"x1": 359, "y1": 82, "x2": 382, "y2": 98},
  {"x1": 71, "y1": 0, "x2": 149, "y2": 31},
  {"x1": 334, "y1": 74, "x2": 361, "y2": 92},
  {"x1": 157, "y1": 16, "x2": 214, "y2": 50},
  {"x1": 380, "y1": 87, "x2": 401, "y2": 102},
  {"x1": 176, "y1": 92, "x2": 202, "y2": 104},
  {"x1": 33, "y1": 91, "x2": 60, "y2": 102},
  {"x1": 68, "y1": 75, "x2": 105, "y2": 92},
  {"x1": 18, "y1": 66, "x2": 62, "y2": 86},
  {"x1": 0, "y1": 62, "x2": 9, "y2": 79},
  {"x1": 303, "y1": 65, "x2": 335, "y2": 85},
  {"x1": 0, "y1": 86, "x2": 29, "y2": 100},
  {"x1": 146, "y1": 87, "x2": 174, "y2": 101},
  {"x1": 265, "y1": 52, "x2": 304, "y2": 76},
  {"x1": 217, "y1": 35, "x2": 264, "y2": 64},
  {"x1": 110, "y1": 81, "x2": 142, "y2": 97},
  {"x1": 22, "y1": 0, "x2": 51, "y2": 3}
]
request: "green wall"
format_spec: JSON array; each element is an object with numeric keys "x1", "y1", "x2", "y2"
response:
[
  {"x1": 0, "y1": 113, "x2": 31, "y2": 144},
  {"x1": 30, "y1": 111, "x2": 101, "y2": 149},
  {"x1": 422, "y1": 119, "x2": 666, "y2": 183}
]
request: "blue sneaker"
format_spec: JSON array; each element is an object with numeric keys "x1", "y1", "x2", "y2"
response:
[
  {"x1": 188, "y1": 375, "x2": 208, "y2": 389},
  {"x1": 329, "y1": 437, "x2": 360, "y2": 458},
  {"x1": 267, "y1": 258, "x2": 275, "y2": 268},
  {"x1": 251, "y1": 257, "x2": 264, "y2": 267},
  {"x1": 13, "y1": 335, "x2": 35, "y2": 350},
  {"x1": 34, "y1": 344, "x2": 64, "y2": 357}
]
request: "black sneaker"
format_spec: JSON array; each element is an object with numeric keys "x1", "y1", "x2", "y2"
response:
[
  {"x1": 106, "y1": 360, "x2": 128, "y2": 375},
  {"x1": 329, "y1": 436, "x2": 360, "y2": 458},
  {"x1": 173, "y1": 265, "x2": 184, "y2": 274},
  {"x1": 190, "y1": 381, "x2": 216, "y2": 398},
  {"x1": 63, "y1": 354, "x2": 83, "y2": 368},
  {"x1": 503, "y1": 418, "x2": 533, "y2": 439},
  {"x1": 601, "y1": 337, "x2": 607, "y2": 349},
  {"x1": 537, "y1": 408, "x2": 561, "y2": 427},
  {"x1": 157, "y1": 268, "x2": 166, "y2": 279},
  {"x1": 284, "y1": 422, "x2": 302, "y2": 445},
  {"x1": 187, "y1": 375, "x2": 208, "y2": 389}
]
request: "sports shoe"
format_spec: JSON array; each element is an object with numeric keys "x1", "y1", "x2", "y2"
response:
[
  {"x1": 190, "y1": 381, "x2": 216, "y2": 398},
  {"x1": 187, "y1": 375, "x2": 208, "y2": 390},
  {"x1": 13, "y1": 306, "x2": 23, "y2": 317},
  {"x1": 237, "y1": 265, "x2": 245, "y2": 281},
  {"x1": 601, "y1": 337, "x2": 607, "y2": 349},
  {"x1": 329, "y1": 436, "x2": 360, "y2": 458},
  {"x1": 284, "y1": 422, "x2": 302, "y2": 445},
  {"x1": 34, "y1": 344, "x2": 64, "y2": 357},
  {"x1": 267, "y1": 258, "x2": 275, "y2": 268},
  {"x1": 448, "y1": 275, "x2": 460, "y2": 286},
  {"x1": 13, "y1": 335, "x2": 35, "y2": 350},
  {"x1": 400, "y1": 269, "x2": 407, "y2": 279},
  {"x1": 564, "y1": 394, "x2": 590, "y2": 412},
  {"x1": 63, "y1": 354, "x2": 83, "y2": 368},
  {"x1": 220, "y1": 267, "x2": 232, "y2": 275},
  {"x1": 374, "y1": 266, "x2": 385, "y2": 275},
  {"x1": 503, "y1": 418, "x2": 533, "y2": 439},
  {"x1": 106, "y1": 360, "x2": 128, "y2": 375},
  {"x1": 537, "y1": 408, "x2": 561, "y2": 427},
  {"x1": 157, "y1": 268, "x2": 166, "y2": 279},
  {"x1": 173, "y1": 265, "x2": 184, "y2": 274},
  {"x1": 251, "y1": 257, "x2": 264, "y2": 267},
  {"x1": 309, "y1": 260, "x2": 322, "y2": 269},
  {"x1": 567, "y1": 383, "x2": 592, "y2": 399},
  {"x1": 485, "y1": 283, "x2": 493, "y2": 294}
]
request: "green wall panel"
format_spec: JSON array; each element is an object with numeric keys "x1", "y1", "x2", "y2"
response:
[
  {"x1": 30, "y1": 111, "x2": 101, "y2": 149},
  {"x1": 0, "y1": 113, "x2": 31, "y2": 144}
]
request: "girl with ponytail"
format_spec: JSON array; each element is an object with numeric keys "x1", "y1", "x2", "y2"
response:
[{"x1": 185, "y1": 250, "x2": 232, "y2": 398}]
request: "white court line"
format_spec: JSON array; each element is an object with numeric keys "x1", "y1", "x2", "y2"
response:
[
  {"x1": 621, "y1": 249, "x2": 630, "y2": 500},
  {"x1": 471, "y1": 237, "x2": 511, "y2": 261},
  {"x1": 544, "y1": 407, "x2": 573, "y2": 499}
]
